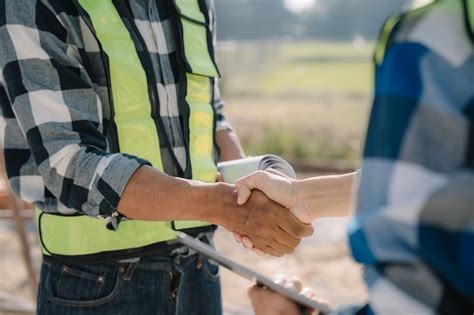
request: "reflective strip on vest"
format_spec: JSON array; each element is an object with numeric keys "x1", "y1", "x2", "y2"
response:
[
  {"x1": 173, "y1": 73, "x2": 217, "y2": 230},
  {"x1": 38, "y1": 0, "x2": 217, "y2": 257},
  {"x1": 174, "y1": 0, "x2": 219, "y2": 77},
  {"x1": 171, "y1": 0, "x2": 219, "y2": 230}
]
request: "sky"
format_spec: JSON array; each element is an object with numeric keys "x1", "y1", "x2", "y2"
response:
[{"x1": 284, "y1": 0, "x2": 315, "y2": 12}]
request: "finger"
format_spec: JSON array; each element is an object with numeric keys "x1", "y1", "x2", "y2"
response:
[
  {"x1": 233, "y1": 232, "x2": 243, "y2": 244},
  {"x1": 216, "y1": 172, "x2": 224, "y2": 182},
  {"x1": 252, "y1": 247, "x2": 265, "y2": 256},
  {"x1": 285, "y1": 276, "x2": 303, "y2": 293},
  {"x1": 262, "y1": 245, "x2": 285, "y2": 257},
  {"x1": 273, "y1": 227, "x2": 301, "y2": 248},
  {"x1": 272, "y1": 274, "x2": 288, "y2": 286},
  {"x1": 241, "y1": 236, "x2": 254, "y2": 248},
  {"x1": 301, "y1": 287, "x2": 316, "y2": 299},
  {"x1": 300, "y1": 287, "x2": 331, "y2": 315},
  {"x1": 235, "y1": 183, "x2": 252, "y2": 205},
  {"x1": 271, "y1": 238, "x2": 296, "y2": 255},
  {"x1": 254, "y1": 234, "x2": 294, "y2": 255},
  {"x1": 252, "y1": 232, "x2": 294, "y2": 255},
  {"x1": 247, "y1": 284, "x2": 265, "y2": 299},
  {"x1": 279, "y1": 215, "x2": 314, "y2": 238},
  {"x1": 235, "y1": 171, "x2": 271, "y2": 205},
  {"x1": 266, "y1": 168, "x2": 291, "y2": 179},
  {"x1": 242, "y1": 236, "x2": 254, "y2": 249}
]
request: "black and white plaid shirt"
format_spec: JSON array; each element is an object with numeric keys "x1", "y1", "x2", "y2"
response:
[{"x1": 0, "y1": 0, "x2": 229, "y2": 219}]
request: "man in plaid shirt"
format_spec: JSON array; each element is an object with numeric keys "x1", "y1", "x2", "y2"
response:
[
  {"x1": 0, "y1": 0, "x2": 313, "y2": 313},
  {"x1": 240, "y1": 0, "x2": 474, "y2": 314}
]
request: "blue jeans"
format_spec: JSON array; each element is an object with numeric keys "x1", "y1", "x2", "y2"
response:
[{"x1": 37, "y1": 243, "x2": 222, "y2": 314}]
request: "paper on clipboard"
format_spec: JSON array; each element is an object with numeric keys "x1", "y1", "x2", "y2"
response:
[{"x1": 217, "y1": 155, "x2": 296, "y2": 184}]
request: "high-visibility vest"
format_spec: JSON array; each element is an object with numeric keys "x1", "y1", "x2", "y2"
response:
[{"x1": 37, "y1": 0, "x2": 220, "y2": 262}]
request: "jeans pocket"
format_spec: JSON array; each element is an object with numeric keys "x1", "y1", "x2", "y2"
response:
[
  {"x1": 202, "y1": 257, "x2": 220, "y2": 282},
  {"x1": 47, "y1": 263, "x2": 121, "y2": 307}
]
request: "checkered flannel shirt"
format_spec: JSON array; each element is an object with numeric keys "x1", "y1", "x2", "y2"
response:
[
  {"x1": 340, "y1": 1, "x2": 474, "y2": 314},
  {"x1": 0, "y1": 0, "x2": 229, "y2": 222}
]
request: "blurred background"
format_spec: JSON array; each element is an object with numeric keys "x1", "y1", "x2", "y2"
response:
[
  {"x1": 216, "y1": 0, "x2": 414, "y2": 173},
  {"x1": 0, "y1": 0, "x2": 422, "y2": 314},
  {"x1": 214, "y1": 0, "x2": 416, "y2": 313}
]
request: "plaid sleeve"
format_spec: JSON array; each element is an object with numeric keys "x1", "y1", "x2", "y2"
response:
[
  {"x1": 349, "y1": 2, "x2": 474, "y2": 314},
  {"x1": 0, "y1": 2, "x2": 150, "y2": 219}
]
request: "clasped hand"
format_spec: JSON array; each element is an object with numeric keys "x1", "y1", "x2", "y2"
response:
[{"x1": 230, "y1": 169, "x2": 313, "y2": 256}]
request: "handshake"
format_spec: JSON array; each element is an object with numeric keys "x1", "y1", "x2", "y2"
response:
[{"x1": 215, "y1": 169, "x2": 315, "y2": 257}]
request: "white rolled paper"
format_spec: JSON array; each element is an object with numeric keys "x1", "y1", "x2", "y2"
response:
[{"x1": 217, "y1": 155, "x2": 296, "y2": 184}]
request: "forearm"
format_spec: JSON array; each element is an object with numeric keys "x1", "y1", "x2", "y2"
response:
[
  {"x1": 117, "y1": 165, "x2": 236, "y2": 224},
  {"x1": 296, "y1": 172, "x2": 357, "y2": 220},
  {"x1": 118, "y1": 127, "x2": 246, "y2": 224},
  {"x1": 216, "y1": 128, "x2": 246, "y2": 162}
]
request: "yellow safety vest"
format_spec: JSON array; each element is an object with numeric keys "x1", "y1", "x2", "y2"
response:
[{"x1": 37, "y1": 0, "x2": 220, "y2": 262}]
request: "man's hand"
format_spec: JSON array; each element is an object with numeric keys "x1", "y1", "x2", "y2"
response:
[
  {"x1": 248, "y1": 276, "x2": 328, "y2": 315},
  {"x1": 233, "y1": 170, "x2": 311, "y2": 255},
  {"x1": 117, "y1": 165, "x2": 312, "y2": 256},
  {"x1": 236, "y1": 170, "x2": 312, "y2": 223},
  {"x1": 217, "y1": 186, "x2": 313, "y2": 257}
]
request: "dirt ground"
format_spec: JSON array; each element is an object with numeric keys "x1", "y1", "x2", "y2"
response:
[{"x1": 0, "y1": 215, "x2": 367, "y2": 314}]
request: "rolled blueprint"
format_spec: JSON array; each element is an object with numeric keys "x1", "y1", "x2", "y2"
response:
[{"x1": 217, "y1": 155, "x2": 296, "y2": 184}]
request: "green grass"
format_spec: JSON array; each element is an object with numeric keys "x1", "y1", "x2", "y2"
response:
[
  {"x1": 259, "y1": 61, "x2": 372, "y2": 95},
  {"x1": 279, "y1": 41, "x2": 375, "y2": 59},
  {"x1": 218, "y1": 41, "x2": 375, "y2": 97}
]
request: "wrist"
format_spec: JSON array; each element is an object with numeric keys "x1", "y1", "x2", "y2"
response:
[
  {"x1": 293, "y1": 179, "x2": 315, "y2": 221},
  {"x1": 193, "y1": 182, "x2": 237, "y2": 226},
  {"x1": 298, "y1": 173, "x2": 355, "y2": 220}
]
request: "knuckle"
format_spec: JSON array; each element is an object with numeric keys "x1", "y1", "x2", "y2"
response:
[
  {"x1": 247, "y1": 285, "x2": 258, "y2": 298},
  {"x1": 296, "y1": 225, "x2": 308, "y2": 236}
]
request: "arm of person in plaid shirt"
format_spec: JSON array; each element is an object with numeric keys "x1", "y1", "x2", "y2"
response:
[
  {"x1": 0, "y1": 2, "x2": 313, "y2": 255},
  {"x1": 0, "y1": 2, "x2": 152, "y2": 219}
]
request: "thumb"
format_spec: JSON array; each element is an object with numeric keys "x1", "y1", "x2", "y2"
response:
[{"x1": 235, "y1": 182, "x2": 252, "y2": 205}]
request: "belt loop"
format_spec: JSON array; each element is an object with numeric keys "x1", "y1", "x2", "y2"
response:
[{"x1": 121, "y1": 261, "x2": 139, "y2": 282}]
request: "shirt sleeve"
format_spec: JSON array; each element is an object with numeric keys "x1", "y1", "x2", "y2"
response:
[
  {"x1": 0, "y1": 2, "x2": 150, "y2": 220},
  {"x1": 351, "y1": 6, "x2": 474, "y2": 312}
]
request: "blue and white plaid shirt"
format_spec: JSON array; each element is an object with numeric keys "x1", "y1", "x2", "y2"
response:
[{"x1": 344, "y1": 1, "x2": 474, "y2": 314}]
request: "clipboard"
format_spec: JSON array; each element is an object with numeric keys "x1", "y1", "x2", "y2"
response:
[{"x1": 177, "y1": 232, "x2": 331, "y2": 314}]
